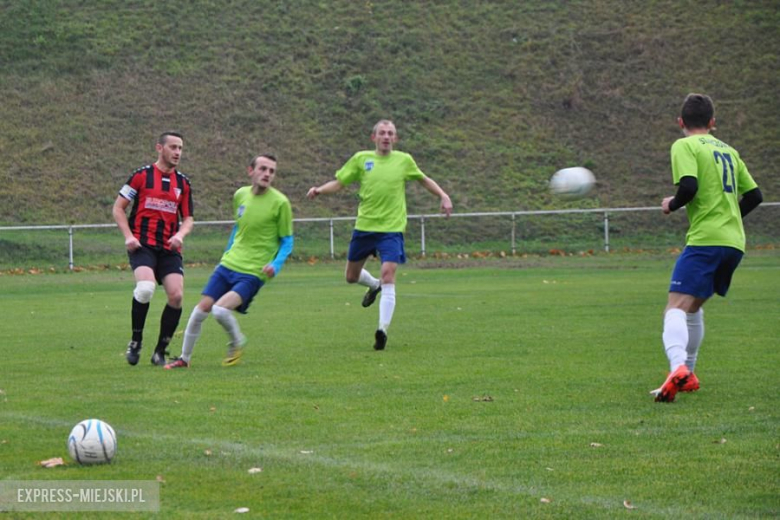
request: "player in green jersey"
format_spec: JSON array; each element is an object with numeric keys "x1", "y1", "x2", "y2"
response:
[
  {"x1": 307, "y1": 120, "x2": 452, "y2": 350},
  {"x1": 165, "y1": 154, "x2": 294, "y2": 369},
  {"x1": 652, "y1": 94, "x2": 763, "y2": 402}
]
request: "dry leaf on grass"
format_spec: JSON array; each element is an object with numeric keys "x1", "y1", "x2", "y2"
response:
[
  {"x1": 623, "y1": 500, "x2": 636, "y2": 510},
  {"x1": 248, "y1": 467, "x2": 262, "y2": 474},
  {"x1": 540, "y1": 497, "x2": 552, "y2": 504},
  {"x1": 156, "y1": 475, "x2": 166, "y2": 483},
  {"x1": 590, "y1": 443, "x2": 603, "y2": 448},
  {"x1": 234, "y1": 507, "x2": 250, "y2": 513},
  {"x1": 713, "y1": 438, "x2": 727, "y2": 444},
  {"x1": 471, "y1": 395, "x2": 494, "y2": 402},
  {"x1": 300, "y1": 450, "x2": 313, "y2": 454},
  {"x1": 39, "y1": 457, "x2": 65, "y2": 468},
  {"x1": 204, "y1": 449, "x2": 213, "y2": 456}
]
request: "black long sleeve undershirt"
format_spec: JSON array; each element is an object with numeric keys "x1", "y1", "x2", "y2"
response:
[
  {"x1": 668, "y1": 176, "x2": 763, "y2": 217},
  {"x1": 739, "y1": 187, "x2": 763, "y2": 218},
  {"x1": 668, "y1": 176, "x2": 698, "y2": 212}
]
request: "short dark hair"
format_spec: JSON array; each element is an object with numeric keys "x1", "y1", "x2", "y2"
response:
[
  {"x1": 250, "y1": 154, "x2": 277, "y2": 168},
  {"x1": 680, "y1": 94, "x2": 714, "y2": 129},
  {"x1": 158, "y1": 131, "x2": 183, "y2": 145}
]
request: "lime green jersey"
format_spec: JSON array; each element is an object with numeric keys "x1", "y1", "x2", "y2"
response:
[
  {"x1": 335, "y1": 150, "x2": 426, "y2": 232},
  {"x1": 220, "y1": 186, "x2": 293, "y2": 281},
  {"x1": 671, "y1": 134, "x2": 757, "y2": 252}
]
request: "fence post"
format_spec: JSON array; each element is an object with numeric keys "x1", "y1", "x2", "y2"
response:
[
  {"x1": 511, "y1": 213, "x2": 517, "y2": 255},
  {"x1": 420, "y1": 216, "x2": 426, "y2": 257},
  {"x1": 603, "y1": 211, "x2": 610, "y2": 253},
  {"x1": 68, "y1": 226, "x2": 75, "y2": 271},
  {"x1": 329, "y1": 219, "x2": 335, "y2": 259}
]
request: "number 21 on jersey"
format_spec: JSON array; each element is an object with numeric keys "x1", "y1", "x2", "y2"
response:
[{"x1": 714, "y1": 151, "x2": 736, "y2": 193}]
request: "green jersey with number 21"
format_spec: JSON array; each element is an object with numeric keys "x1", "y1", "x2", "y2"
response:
[{"x1": 670, "y1": 135, "x2": 757, "y2": 252}]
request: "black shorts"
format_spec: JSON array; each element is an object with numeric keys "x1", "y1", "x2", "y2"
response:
[{"x1": 128, "y1": 246, "x2": 184, "y2": 285}]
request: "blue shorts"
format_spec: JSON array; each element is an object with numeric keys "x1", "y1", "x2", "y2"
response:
[
  {"x1": 202, "y1": 265, "x2": 264, "y2": 314},
  {"x1": 669, "y1": 246, "x2": 744, "y2": 299},
  {"x1": 347, "y1": 231, "x2": 406, "y2": 264}
]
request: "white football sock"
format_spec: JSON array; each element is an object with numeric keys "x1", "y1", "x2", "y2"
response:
[
  {"x1": 181, "y1": 306, "x2": 209, "y2": 362},
  {"x1": 378, "y1": 283, "x2": 396, "y2": 331},
  {"x1": 212, "y1": 305, "x2": 243, "y2": 346},
  {"x1": 358, "y1": 269, "x2": 380, "y2": 289},
  {"x1": 662, "y1": 308, "x2": 688, "y2": 371},
  {"x1": 685, "y1": 309, "x2": 704, "y2": 372}
]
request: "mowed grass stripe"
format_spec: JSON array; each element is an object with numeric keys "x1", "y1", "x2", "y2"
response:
[{"x1": 6, "y1": 411, "x2": 696, "y2": 518}]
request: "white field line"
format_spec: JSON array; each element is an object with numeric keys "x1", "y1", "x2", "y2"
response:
[{"x1": 0, "y1": 412, "x2": 714, "y2": 518}]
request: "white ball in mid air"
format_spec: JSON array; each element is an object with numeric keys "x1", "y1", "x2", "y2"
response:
[
  {"x1": 67, "y1": 419, "x2": 117, "y2": 465},
  {"x1": 549, "y1": 167, "x2": 596, "y2": 199}
]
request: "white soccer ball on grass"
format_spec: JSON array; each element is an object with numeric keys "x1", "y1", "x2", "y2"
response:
[
  {"x1": 549, "y1": 167, "x2": 596, "y2": 199},
  {"x1": 67, "y1": 419, "x2": 117, "y2": 464}
]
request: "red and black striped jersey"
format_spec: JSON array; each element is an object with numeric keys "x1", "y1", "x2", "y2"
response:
[{"x1": 118, "y1": 164, "x2": 194, "y2": 250}]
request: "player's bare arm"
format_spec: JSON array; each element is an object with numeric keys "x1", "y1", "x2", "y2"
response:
[
  {"x1": 112, "y1": 195, "x2": 141, "y2": 251},
  {"x1": 307, "y1": 179, "x2": 345, "y2": 199},
  {"x1": 418, "y1": 177, "x2": 453, "y2": 217}
]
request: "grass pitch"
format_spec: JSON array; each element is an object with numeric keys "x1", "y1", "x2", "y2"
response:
[{"x1": 1, "y1": 253, "x2": 778, "y2": 518}]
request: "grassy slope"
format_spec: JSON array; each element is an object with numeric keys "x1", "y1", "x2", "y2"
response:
[{"x1": 0, "y1": 1, "x2": 777, "y2": 227}]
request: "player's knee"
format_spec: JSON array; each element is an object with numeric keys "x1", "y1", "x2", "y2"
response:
[
  {"x1": 133, "y1": 281, "x2": 156, "y2": 304},
  {"x1": 166, "y1": 289, "x2": 183, "y2": 308},
  {"x1": 345, "y1": 273, "x2": 359, "y2": 284},
  {"x1": 212, "y1": 305, "x2": 231, "y2": 321},
  {"x1": 196, "y1": 300, "x2": 213, "y2": 314},
  {"x1": 380, "y1": 268, "x2": 396, "y2": 285}
]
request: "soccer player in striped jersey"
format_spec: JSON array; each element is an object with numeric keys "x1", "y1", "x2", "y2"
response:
[
  {"x1": 113, "y1": 131, "x2": 194, "y2": 367},
  {"x1": 306, "y1": 120, "x2": 452, "y2": 351},
  {"x1": 165, "y1": 154, "x2": 294, "y2": 369},
  {"x1": 652, "y1": 94, "x2": 763, "y2": 402}
]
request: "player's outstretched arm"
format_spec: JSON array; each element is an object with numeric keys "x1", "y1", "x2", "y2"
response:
[
  {"x1": 418, "y1": 177, "x2": 453, "y2": 217},
  {"x1": 307, "y1": 180, "x2": 344, "y2": 199}
]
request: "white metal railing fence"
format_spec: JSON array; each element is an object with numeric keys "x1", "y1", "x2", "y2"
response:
[{"x1": 1, "y1": 203, "x2": 778, "y2": 270}]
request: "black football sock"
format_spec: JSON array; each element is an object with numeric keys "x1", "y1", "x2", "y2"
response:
[
  {"x1": 156, "y1": 305, "x2": 182, "y2": 353},
  {"x1": 131, "y1": 298, "x2": 150, "y2": 343}
]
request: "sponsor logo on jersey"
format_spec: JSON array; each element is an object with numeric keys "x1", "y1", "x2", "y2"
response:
[
  {"x1": 174, "y1": 188, "x2": 182, "y2": 199},
  {"x1": 237, "y1": 205, "x2": 246, "y2": 218},
  {"x1": 144, "y1": 197, "x2": 178, "y2": 214},
  {"x1": 365, "y1": 161, "x2": 374, "y2": 172}
]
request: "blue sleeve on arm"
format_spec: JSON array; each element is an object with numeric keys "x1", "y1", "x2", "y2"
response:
[
  {"x1": 225, "y1": 224, "x2": 238, "y2": 251},
  {"x1": 270, "y1": 236, "x2": 294, "y2": 275}
]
